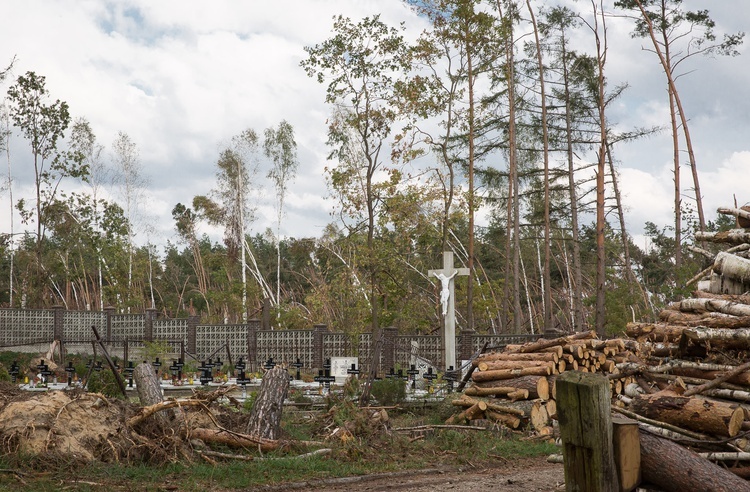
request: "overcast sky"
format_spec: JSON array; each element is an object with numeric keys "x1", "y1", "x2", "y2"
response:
[{"x1": 1, "y1": 0, "x2": 748, "y2": 254}]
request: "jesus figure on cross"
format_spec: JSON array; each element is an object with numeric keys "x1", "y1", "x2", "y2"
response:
[{"x1": 435, "y1": 271, "x2": 458, "y2": 316}]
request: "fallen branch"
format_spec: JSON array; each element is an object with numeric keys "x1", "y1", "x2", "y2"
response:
[
  {"x1": 188, "y1": 427, "x2": 285, "y2": 452},
  {"x1": 392, "y1": 425, "x2": 488, "y2": 432},
  {"x1": 683, "y1": 360, "x2": 750, "y2": 397},
  {"x1": 612, "y1": 406, "x2": 709, "y2": 441},
  {"x1": 198, "y1": 449, "x2": 254, "y2": 461},
  {"x1": 256, "y1": 448, "x2": 333, "y2": 460},
  {"x1": 700, "y1": 452, "x2": 750, "y2": 461},
  {"x1": 128, "y1": 399, "x2": 209, "y2": 427}
]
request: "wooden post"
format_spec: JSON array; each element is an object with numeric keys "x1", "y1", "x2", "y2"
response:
[
  {"x1": 557, "y1": 371, "x2": 618, "y2": 492},
  {"x1": 612, "y1": 415, "x2": 641, "y2": 492}
]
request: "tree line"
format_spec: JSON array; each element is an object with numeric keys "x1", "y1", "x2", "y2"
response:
[{"x1": 0, "y1": 1, "x2": 743, "y2": 339}]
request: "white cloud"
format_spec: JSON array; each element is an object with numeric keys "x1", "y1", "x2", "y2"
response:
[{"x1": 0, "y1": 0, "x2": 748, "y2": 254}]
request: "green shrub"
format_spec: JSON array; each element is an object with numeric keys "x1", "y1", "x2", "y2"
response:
[
  {"x1": 86, "y1": 369, "x2": 122, "y2": 398},
  {"x1": 370, "y1": 377, "x2": 406, "y2": 405}
]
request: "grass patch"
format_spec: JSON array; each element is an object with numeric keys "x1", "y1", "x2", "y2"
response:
[{"x1": 0, "y1": 401, "x2": 557, "y2": 491}]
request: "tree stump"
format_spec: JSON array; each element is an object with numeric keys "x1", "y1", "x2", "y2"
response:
[
  {"x1": 133, "y1": 361, "x2": 172, "y2": 426},
  {"x1": 247, "y1": 366, "x2": 289, "y2": 440}
]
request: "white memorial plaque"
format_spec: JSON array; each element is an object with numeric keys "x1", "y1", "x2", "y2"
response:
[{"x1": 330, "y1": 357, "x2": 358, "y2": 384}]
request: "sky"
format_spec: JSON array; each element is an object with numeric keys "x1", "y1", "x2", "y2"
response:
[{"x1": 1, "y1": 0, "x2": 748, "y2": 255}]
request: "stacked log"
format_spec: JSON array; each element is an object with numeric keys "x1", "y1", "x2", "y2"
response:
[
  {"x1": 447, "y1": 205, "x2": 750, "y2": 486},
  {"x1": 447, "y1": 330, "x2": 632, "y2": 435}
]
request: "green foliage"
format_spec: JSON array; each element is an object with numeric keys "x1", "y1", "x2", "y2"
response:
[
  {"x1": 370, "y1": 377, "x2": 406, "y2": 405},
  {"x1": 85, "y1": 369, "x2": 121, "y2": 398},
  {"x1": 0, "y1": 2, "x2": 743, "y2": 339},
  {"x1": 142, "y1": 340, "x2": 173, "y2": 362},
  {"x1": 242, "y1": 390, "x2": 258, "y2": 412}
]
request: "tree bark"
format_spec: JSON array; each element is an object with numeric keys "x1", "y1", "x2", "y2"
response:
[
  {"x1": 694, "y1": 290, "x2": 750, "y2": 306},
  {"x1": 659, "y1": 309, "x2": 750, "y2": 328},
  {"x1": 694, "y1": 229, "x2": 750, "y2": 245},
  {"x1": 639, "y1": 430, "x2": 750, "y2": 492},
  {"x1": 630, "y1": 390, "x2": 744, "y2": 437},
  {"x1": 133, "y1": 361, "x2": 171, "y2": 426},
  {"x1": 485, "y1": 410, "x2": 521, "y2": 429},
  {"x1": 514, "y1": 330, "x2": 596, "y2": 354},
  {"x1": 714, "y1": 252, "x2": 750, "y2": 285},
  {"x1": 452, "y1": 395, "x2": 527, "y2": 416},
  {"x1": 476, "y1": 351, "x2": 559, "y2": 363},
  {"x1": 473, "y1": 375, "x2": 550, "y2": 400},
  {"x1": 247, "y1": 366, "x2": 289, "y2": 440},
  {"x1": 669, "y1": 298, "x2": 750, "y2": 317},
  {"x1": 478, "y1": 359, "x2": 557, "y2": 372},
  {"x1": 133, "y1": 363, "x2": 161, "y2": 405},
  {"x1": 188, "y1": 428, "x2": 284, "y2": 452},
  {"x1": 471, "y1": 366, "x2": 552, "y2": 382},
  {"x1": 626, "y1": 322, "x2": 686, "y2": 341},
  {"x1": 464, "y1": 385, "x2": 529, "y2": 399},
  {"x1": 683, "y1": 327, "x2": 750, "y2": 345}
]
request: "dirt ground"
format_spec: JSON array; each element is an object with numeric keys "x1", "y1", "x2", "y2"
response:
[{"x1": 255, "y1": 456, "x2": 565, "y2": 492}]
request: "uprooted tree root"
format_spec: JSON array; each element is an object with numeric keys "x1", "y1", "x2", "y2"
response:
[{"x1": 0, "y1": 382, "x2": 314, "y2": 467}]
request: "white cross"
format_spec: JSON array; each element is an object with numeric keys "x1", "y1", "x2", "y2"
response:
[{"x1": 428, "y1": 251, "x2": 469, "y2": 371}]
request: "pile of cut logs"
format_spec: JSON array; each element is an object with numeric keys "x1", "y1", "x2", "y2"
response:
[
  {"x1": 450, "y1": 329, "x2": 624, "y2": 435},
  {"x1": 449, "y1": 206, "x2": 750, "y2": 488}
]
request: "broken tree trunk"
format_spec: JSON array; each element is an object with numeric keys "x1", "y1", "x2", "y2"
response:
[
  {"x1": 639, "y1": 430, "x2": 750, "y2": 492},
  {"x1": 246, "y1": 365, "x2": 289, "y2": 440},
  {"x1": 133, "y1": 361, "x2": 172, "y2": 426},
  {"x1": 188, "y1": 428, "x2": 283, "y2": 452},
  {"x1": 629, "y1": 390, "x2": 744, "y2": 437}
]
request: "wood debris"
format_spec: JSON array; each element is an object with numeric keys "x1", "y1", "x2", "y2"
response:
[{"x1": 449, "y1": 209, "x2": 750, "y2": 487}]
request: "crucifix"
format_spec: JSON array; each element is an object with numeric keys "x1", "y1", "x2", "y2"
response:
[{"x1": 428, "y1": 251, "x2": 469, "y2": 371}]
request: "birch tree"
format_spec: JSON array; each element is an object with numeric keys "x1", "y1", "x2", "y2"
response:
[
  {"x1": 111, "y1": 131, "x2": 147, "y2": 310},
  {"x1": 69, "y1": 118, "x2": 109, "y2": 309},
  {"x1": 263, "y1": 120, "x2": 298, "y2": 313}
]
